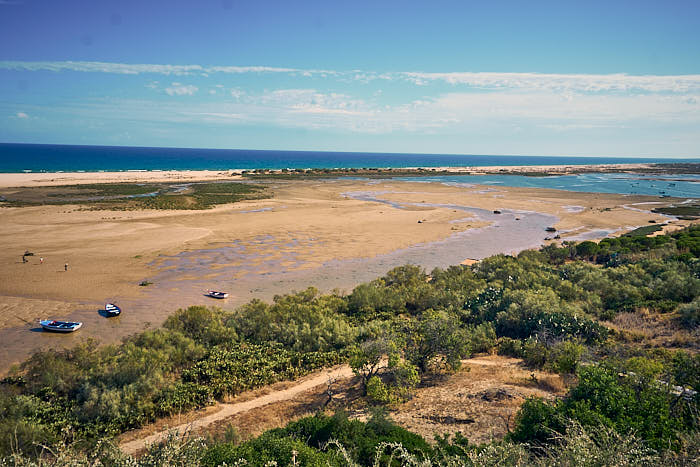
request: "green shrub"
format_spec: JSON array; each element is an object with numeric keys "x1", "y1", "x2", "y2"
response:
[
  {"x1": 678, "y1": 298, "x2": 700, "y2": 329},
  {"x1": 512, "y1": 364, "x2": 697, "y2": 451},
  {"x1": 497, "y1": 337, "x2": 524, "y2": 357},
  {"x1": 548, "y1": 340, "x2": 585, "y2": 375},
  {"x1": 470, "y1": 322, "x2": 497, "y2": 353},
  {"x1": 521, "y1": 339, "x2": 548, "y2": 369},
  {"x1": 366, "y1": 376, "x2": 391, "y2": 404}
]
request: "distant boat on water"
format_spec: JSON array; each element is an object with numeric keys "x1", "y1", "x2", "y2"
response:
[
  {"x1": 104, "y1": 303, "x2": 121, "y2": 317},
  {"x1": 205, "y1": 290, "x2": 229, "y2": 299},
  {"x1": 39, "y1": 320, "x2": 83, "y2": 332}
]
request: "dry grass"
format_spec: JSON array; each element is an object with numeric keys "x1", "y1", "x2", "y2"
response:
[
  {"x1": 607, "y1": 309, "x2": 700, "y2": 350},
  {"x1": 120, "y1": 355, "x2": 568, "y2": 452},
  {"x1": 386, "y1": 356, "x2": 567, "y2": 445}
]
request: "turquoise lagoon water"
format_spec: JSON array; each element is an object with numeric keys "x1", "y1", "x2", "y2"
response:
[{"x1": 392, "y1": 173, "x2": 700, "y2": 198}]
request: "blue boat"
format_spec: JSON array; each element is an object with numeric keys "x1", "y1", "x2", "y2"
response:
[{"x1": 39, "y1": 320, "x2": 83, "y2": 332}]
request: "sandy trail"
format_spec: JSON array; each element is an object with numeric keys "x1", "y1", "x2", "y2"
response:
[
  {"x1": 119, "y1": 364, "x2": 355, "y2": 455},
  {"x1": 118, "y1": 357, "x2": 515, "y2": 455}
]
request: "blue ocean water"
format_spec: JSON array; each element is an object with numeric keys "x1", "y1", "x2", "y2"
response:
[
  {"x1": 0, "y1": 143, "x2": 698, "y2": 173},
  {"x1": 393, "y1": 173, "x2": 700, "y2": 198}
]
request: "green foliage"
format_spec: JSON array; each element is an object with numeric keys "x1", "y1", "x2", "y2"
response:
[
  {"x1": 181, "y1": 343, "x2": 343, "y2": 399},
  {"x1": 548, "y1": 340, "x2": 585, "y2": 375},
  {"x1": 349, "y1": 338, "x2": 392, "y2": 391},
  {"x1": 497, "y1": 337, "x2": 524, "y2": 358},
  {"x1": 671, "y1": 351, "x2": 700, "y2": 389},
  {"x1": 469, "y1": 322, "x2": 497, "y2": 354},
  {"x1": 511, "y1": 364, "x2": 698, "y2": 451},
  {"x1": 678, "y1": 298, "x2": 700, "y2": 329},
  {"x1": 1, "y1": 181, "x2": 267, "y2": 210},
  {"x1": 623, "y1": 224, "x2": 663, "y2": 237},
  {"x1": 278, "y1": 412, "x2": 432, "y2": 466},
  {"x1": 654, "y1": 204, "x2": 700, "y2": 220},
  {"x1": 366, "y1": 376, "x2": 391, "y2": 404},
  {"x1": 575, "y1": 240, "x2": 600, "y2": 258},
  {"x1": 202, "y1": 412, "x2": 434, "y2": 466},
  {"x1": 510, "y1": 397, "x2": 566, "y2": 445},
  {"x1": 2, "y1": 412, "x2": 698, "y2": 466},
  {"x1": 233, "y1": 288, "x2": 356, "y2": 352},
  {"x1": 521, "y1": 339, "x2": 548, "y2": 369},
  {"x1": 163, "y1": 305, "x2": 237, "y2": 347},
  {"x1": 404, "y1": 309, "x2": 470, "y2": 373},
  {"x1": 387, "y1": 361, "x2": 420, "y2": 402},
  {"x1": 624, "y1": 356, "x2": 664, "y2": 382},
  {"x1": 673, "y1": 225, "x2": 700, "y2": 256}
]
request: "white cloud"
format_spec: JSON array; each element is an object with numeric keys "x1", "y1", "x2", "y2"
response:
[
  {"x1": 165, "y1": 83, "x2": 198, "y2": 96},
  {"x1": 0, "y1": 60, "x2": 205, "y2": 76},
  {"x1": 397, "y1": 71, "x2": 700, "y2": 93},
  {"x1": 0, "y1": 60, "x2": 321, "y2": 77},
  {"x1": 2, "y1": 60, "x2": 699, "y2": 94},
  {"x1": 16, "y1": 111, "x2": 29, "y2": 119},
  {"x1": 185, "y1": 112, "x2": 244, "y2": 120}
]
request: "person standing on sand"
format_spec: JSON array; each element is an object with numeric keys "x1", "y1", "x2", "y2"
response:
[
  {"x1": 64, "y1": 263, "x2": 68, "y2": 271},
  {"x1": 40, "y1": 257, "x2": 43, "y2": 264}
]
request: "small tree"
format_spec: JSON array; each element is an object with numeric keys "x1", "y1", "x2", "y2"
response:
[
  {"x1": 349, "y1": 338, "x2": 392, "y2": 394},
  {"x1": 405, "y1": 309, "x2": 470, "y2": 373}
]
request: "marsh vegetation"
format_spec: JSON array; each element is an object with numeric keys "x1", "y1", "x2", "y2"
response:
[{"x1": 0, "y1": 182, "x2": 268, "y2": 210}]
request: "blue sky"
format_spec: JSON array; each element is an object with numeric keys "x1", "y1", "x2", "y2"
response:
[{"x1": 1, "y1": 0, "x2": 699, "y2": 157}]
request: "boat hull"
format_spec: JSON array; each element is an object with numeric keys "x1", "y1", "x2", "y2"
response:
[
  {"x1": 39, "y1": 320, "x2": 83, "y2": 332},
  {"x1": 206, "y1": 290, "x2": 229, "y2": 299},
  {"x1": 104, "y1": 303, "x2": 121, "y2": 317}
]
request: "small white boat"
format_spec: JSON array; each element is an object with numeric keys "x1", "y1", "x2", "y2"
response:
[
  {"x1": 205, "y1": 290, "x2": 229, "y2": 299},
  {"x1": 39, "y1": 320, "x2": 83, "y2": 332},
  {"x1": 104, "y1": 303, "x2": 121, "y2": 317}
]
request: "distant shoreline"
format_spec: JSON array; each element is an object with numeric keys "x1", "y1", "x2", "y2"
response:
[{"x1": 1, "y1": 162, "x2": 699, "y2": 188}]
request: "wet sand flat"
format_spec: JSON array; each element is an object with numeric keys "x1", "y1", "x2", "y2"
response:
[{"x1": 0, "y1": 177, "x2": 687, "y2": 373}]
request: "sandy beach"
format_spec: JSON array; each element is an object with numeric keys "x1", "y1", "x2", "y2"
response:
[
  {"x1": 0, "y1": 172, "x2": 692, "y2": 372},
  {"x1": 0, "y1": 162, "x2": 665, "y2": 188},
  {"x1": 0, "y1": 169, "x2": 243, "y2": 188}
]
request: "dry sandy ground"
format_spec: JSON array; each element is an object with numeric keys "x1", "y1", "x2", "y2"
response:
[
  {"x1": 118, "y1": 355, "x2": 565, "y2": 455},
  {"x1": 390, "y1": 356, "x2": 566, "y2": 444},
  {"x1": 0, "y1": 178, "x2": 679, "y2": 335},
  {"x1": 0, "y1": 170, "x2": 242, "y2": 188}
]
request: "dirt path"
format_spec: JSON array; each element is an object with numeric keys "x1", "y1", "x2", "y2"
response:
[
  {"x1": 119, "y1": 357, "x2": 518, "y2": 455},
  {"x1": 119, "y1": 364, "x2": 355, "y2": 455}
]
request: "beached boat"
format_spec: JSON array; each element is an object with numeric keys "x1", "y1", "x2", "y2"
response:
[
  {"x1": 39, "y1": 320, "x2": 83, "y2": 332},
  {"x1": 205, "y1": 290, "x2": 229, "y2": 299},
  {"x1": 104, "y1": 303, "x2": 121, "y2": 317}
]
